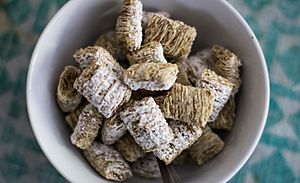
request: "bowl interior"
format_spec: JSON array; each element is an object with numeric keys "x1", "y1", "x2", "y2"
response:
[{"x1": 27, "y1": 0, "x2": 269, "y2": 183}]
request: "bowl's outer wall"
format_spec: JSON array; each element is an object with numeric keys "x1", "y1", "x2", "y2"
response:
[{"x1": 27, "y1": 0, "x2": 269, "y2": 183}]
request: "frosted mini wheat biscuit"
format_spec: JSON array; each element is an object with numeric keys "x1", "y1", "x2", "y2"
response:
[
  {"x1": 142, "y1": 11, "x2": 170, "y2": 29},
  {"x1": 212, "y1": 45, "x2": 242, "y2": 95},
  {"x1": 196, "y1": 69, "x2": 233, "y2": 122},
  {"x1": 159, "y1": 83, "x2": 215, "y2": 127},
  {"x1": 127, "y1": 41, "x2": 167, "y2": 65},
  {"x1": 100, "y1": 113, "x2": 127, "y2": 145},
  {"x1": 57, "y1": 66, "x2": 82, "y2": 113},
  {"x1": 120, "y1": 97, "x2": 174, "y2": 152},
  {"x1": 114, "y1": 133, "x2": 145, "y2": 162},
  {"x1": 124, "y1": 62, "x2": 178, "y2": 91},
  {"x1": 209, "y1": 96, "x2": 235, "y2": 130},
  {"x1": 131, "y1": 154, "x2": 161, "y2": 178},
  {"x1": 84, "y1": 142, "x2": 132, "y2": 181},
  {"x1": 175, "y1": 61, "x2": 192, "y2": 86},
  {"x1": 74, "y1": 62, "x2": 131, "y2": 118},
  {"x1": 116, "y1": 0, "x2": 143, "y2": 52},
  {"x1": 173, "y1": 150, "x2": 190, "y2": 165},
  {"x1": 65, "y1": 104, "x2": 86, "y2": 129},
  {"x1": 144, "y1": 15, "x2": 197, "y2": 59},
  {"x1": 153, "y1": 120, "x2": 202, "y2": 165},
  {"x1": 188, "y1": 127, "x2": 224, "y2": 166},
  {"x1": 71, "y1": 104, "x2": 104, "y2": 149},
  {"x1": 94, "y1": 31, "x2": 126, "y2": 61}
]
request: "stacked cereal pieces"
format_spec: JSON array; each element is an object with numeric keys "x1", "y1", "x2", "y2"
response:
[
  {"x1": 56, "y1": 0, "x2": 242, "y2": 181},
  {"x1": 124, "y1": 63, "x2": 178, "y2": 91},
  {"x1": 57, "y1": 66, "x2": 82, "y2": 113},
  {"x1": 144, "y1": 15, "x2": 197, "y2": 59}
]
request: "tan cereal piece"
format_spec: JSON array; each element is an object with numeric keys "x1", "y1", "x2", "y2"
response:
[
  {"x1": 124, "y1": 62, "x2": 179, "y2": 91},
  {"x1": 116, "y1": 0, "x2": 143, "y2": 52},
  {"x1": 160, "y1": 83, "x2": 215, "y2": 127},
  {"x1": 188, "y1": 127, "x2": 224, "y2": 166},
  {"x1": 144, "y1": 15, "x2": 197, "y2": 59},
  {"x1": 73, "y1": 46, "x2": 123, "y2": 74},
  {"x1": 209, "y1": 96, "x2": 236, "y2": 130},
  {"x1": 175, "y1": 61, "x2": 192, "y2": 86},
  {"x1": 100, "y1": 113, "x2": 127, "y2": 145},
  {"x1": 212, "y1": 45, "x2": 242, "y2": 95},
  {"x1": 71, "y1": 104, "x2": 104, "y2": 149},
  {"x1": 196, "y1": 69, "x2": 233, "y2": 122},
  {"x1": 65, "y1": 104, "x2": 86, "y2": 129},
  {"x1": 94, "y1": 30, "x2": 126, "y2": 61},
  {"x1": 172, "y1": 150, "x2": 190, "y2": 165},
  {"x1": 84, "y1": 142, "x2": 132, "y2": 181},
  {"x1": 178, "y1": 56, "x2": 209, "y2": 85},
  {"x1": 114, "y1": 133, "x2": 145, "y2": 162},
  {"x1": 120, "y1": 97, "x2": 174, "y2": 152},
  {"x1": 131, "y1": 154, "x2": 161, "y2": 178},
  {"x1": 57, "y1": 66, "x2": 82, "y2": 113},
  {"x1": 127, "y1": 41, "x2": 167, "y2": 65},
  {"x1": 142, "y1": 11, "x2": 170, "y2": 29},
  {"x1": 153, "y1": 120, "x2": 202, "y2": 165},
  {"x1": 74, "y1": 62, "x2": 131, "y2": 118}
]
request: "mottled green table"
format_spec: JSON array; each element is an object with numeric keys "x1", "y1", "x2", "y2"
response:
[{"x1": 0, "y1": 0, "x2": 299, "y2": 182}]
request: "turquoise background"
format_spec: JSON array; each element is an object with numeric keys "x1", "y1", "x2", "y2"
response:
[{"x1": 0, "y1": 0, "x2": 299, "y2": 182}]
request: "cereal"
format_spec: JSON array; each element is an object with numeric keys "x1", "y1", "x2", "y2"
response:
[
  {"x1": 116, "y1": 0, "x2": 143, "y2": 52},
  {"x1": 65, "y1": 104, "x2": 86, "y2": 129},
  {"x1": 127, "y1": 41, "x2": 167, "y2": 65},
  {"x1": 188, "y1": 127, "x2": 224, "y2": 166},
  {"x1": 153, "y1": 120, "x2": 202, "y2": 165},
  {"x1": 175, "y1": 61, "x2": 192, "y2": 86},
  {"x1": 173, "y1": 150, "x2": 190, "y2": 165},
  {"x1": 84, "y1": 142, "x2": 132, "y2": 181},
  {"x1": 212, "y1": 45, "x2": 242, "y2": 95},
  {"x1": 196, "y1": 69, "x2": 233, "y2": 122},
  {"x1": 71, "y1": 104, "x2": 104, "y2": 149},
  {"x1": 195, "y1": 48, "x2": 213, "y2": 66},
  {"x1": 142, "y1": 11, "x2": 170, "y2": 29},
  {"x1": 57, "y1": 66, "x2": 82, "y2": 113},
  {"x1": 94, "y1": 30, "x2": 126, "y2": 61},
  {"x1": 159, "y1": 83, "x2": 215, "y2": 127},
  {"x1": 131, "y1": 154, "x2": 161, "y2": 178},
  {"x1": 209, "y1": 96, "x2": 235, "y2": 130},
  {"x1": 74, "y1": 62, "x2": 131, "y2": 118},
  {"x1": 144, "y1": 15, "x2": 197, "y2": 59},
  {"x1": 114, "y1": 133, "x2": 145, "y2": 162},
  {"x1": 120, "y1": 97, "x2": 174, "y2": 152},
  {"x1": 124, "y1": 62, "x2": 178, "y2": 91},
  {"x1": 100, "y1": 113, "x2": 127, "y2": 145}
]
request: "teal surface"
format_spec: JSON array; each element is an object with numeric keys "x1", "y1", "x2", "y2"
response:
[{"x1": 0, "y1": 0, "x2": 299, "y2": 182}]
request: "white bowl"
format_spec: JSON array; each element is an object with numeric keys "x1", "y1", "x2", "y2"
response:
[{"x1": 26, "y1": 0, "x2": 269, "y2": 182}]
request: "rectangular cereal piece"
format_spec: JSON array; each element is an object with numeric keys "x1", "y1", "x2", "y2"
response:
[
  {"x1": 131, "y1": 154, "x2": 161, "y2": 178},
  {"x1": 172, "y1": 150, "x2": 190, "y2": 165},
  {"x1": 116, "y1": 0, "x2": 143, "y2": 52},
  {"x1": 124, "y1": 62, "x2": 178, "y2": 91},
  {"x1": 212, "y1": 45, "x2": 242, "y2": 95},
  {"x1": 94, "y1": 30, "x2": 126, "y2": 61},
  {"x1": 142, "y1": 11, "x2": 170, "y2": 29},
  {"x1": 74, "y1": 62, "x2": 131, "y2": 118},
  {"x1": 153, "y1": 120, "x2": 202, "y2": 165},
  {"x1": 188, "y1": 127, "x2": 224, "y2": 166},
  {"x1": 84, "y1": 142, "x2": 132, "y2": 181},
  {"x1": 196, "y1": 69, "x2": 233, "y2": 122},
  {"x1": 160, "y1": 83, "x2": 215, "y2": 127},
  {"x1": 71, "y1": 104, "x2": 104, "y2": 149},
  {"x1": 175, "y1": 61, "x2": 192, "y2": 86},
  {"x1": 120, "y1": 97, "x2": 174, "y2": 152},
  {"x1": 209, "y1": 96, "x2": 236, "y2": 130},
  {"x1": 144, "y1": 15, "x2": 197, "y2": 59},
  {"x1": 114, "y1": 133, "x2": 145, "y2": 162},
  {"x1": 127, "y1": 41, "x2": 167, "y2": 65},
  {"x1": 65, "y1": 104, "x2": 86, "y2": 129},
  {"x1": 100, "y1": 113, "x2": 127, "y2": 145},
  {"x1": 57, "y1": 66, "x2": 82, "y2": 113}
]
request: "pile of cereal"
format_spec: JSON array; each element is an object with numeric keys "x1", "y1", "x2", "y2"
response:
[{"x1": 56, "y1": 0, "x2": 241, "y2": 181}]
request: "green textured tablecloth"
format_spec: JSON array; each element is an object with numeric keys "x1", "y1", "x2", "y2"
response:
[{"x1": 0, "y1": 0, "x2": 299, "y2": 182}]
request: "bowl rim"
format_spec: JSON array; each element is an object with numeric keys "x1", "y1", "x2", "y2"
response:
[{"x1": 26, "y1": 0, "x2": 270, "y2": 182}]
